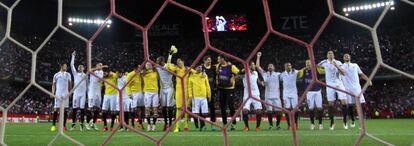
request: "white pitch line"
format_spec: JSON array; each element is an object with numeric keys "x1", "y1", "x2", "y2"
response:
[{"x1": 5, "y1": 133, "x2": 414, "y2": 137}]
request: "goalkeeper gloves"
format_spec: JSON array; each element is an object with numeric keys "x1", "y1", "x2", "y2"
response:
[{"x1": 169, "y1": 45, "x2": 178, "y2": 55}]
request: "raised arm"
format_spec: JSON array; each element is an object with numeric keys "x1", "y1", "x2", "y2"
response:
[
  {"x1": 221, "y1": 16, "x2": 227, "y2": 25},
  {"x1": 70, "y1": 51, "x2": 77, "y2": 74},
  {"x1": 167, "y1": 45, "x2": 177, "y2": 64},
  {"x1": 256, "y1": 52, "x2": 264, "y2": 75}
]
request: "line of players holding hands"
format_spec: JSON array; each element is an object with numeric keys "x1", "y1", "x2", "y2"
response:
[{"x1": 50, "y1": 45, "x2": 371, "y2": 132}]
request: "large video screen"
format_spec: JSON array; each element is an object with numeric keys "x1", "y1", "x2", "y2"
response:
[{"x1": 207, "y1": 15, "x2": 247, "y2": 32}]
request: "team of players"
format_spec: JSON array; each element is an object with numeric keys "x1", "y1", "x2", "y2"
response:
[{"x1": 50, "y1": 47, "x2": 371, "y2": 132}]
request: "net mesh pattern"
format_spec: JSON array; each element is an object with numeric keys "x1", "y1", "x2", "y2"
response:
[{"x1": 0, "y1": 0, "x2": 413, "y2": 146}]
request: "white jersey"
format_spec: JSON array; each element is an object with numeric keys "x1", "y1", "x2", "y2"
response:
[
  {"x1": 156, "y1": 65, "x2": 173, "y2": 89},
  {"x1": 53, "y1": 71, "x2": 72, "y2": 95},
  {"x1": 341, "y1": 62, "x2": 363, "y2": 90},
  {"x1": 318, "y1": 59, "x2": 343, "y2": 85},
  {"x1": 280, "y1": 70, "x2": 298, "y2": 98},
  {"x1": 117, "y1": 75, "x2": 128, "y2": 99},
  {"x1": 242, "y1": 71, "x2": 260, "y2": 97},
  {"x1": 262, "y1": 71, "x2": 281, "y2": 99},
  {"x1": 70, "y1": 55, "x2": 87, "y2": 94},
  {"x1": 89, "y1": 70, "x2": 104, "y2": 92}
]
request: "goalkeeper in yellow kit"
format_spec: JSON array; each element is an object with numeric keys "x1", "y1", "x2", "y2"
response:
[
  {"x1": 189, "y1": 64, "x2": 211, "y2": 131},
  {"x1": 167, "y1": 45, "x2": 195, "y2": 132}
]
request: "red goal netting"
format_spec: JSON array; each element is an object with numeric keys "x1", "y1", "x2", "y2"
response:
[{"x1": 1, "y1": 0, "x2": 413, "y2": 146}]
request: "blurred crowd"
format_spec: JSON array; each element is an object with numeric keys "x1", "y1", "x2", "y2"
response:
[
  {"x1": 0, "y1": 26, "x2": 413, "y2": 118},
  {"x1": 364, "y1": 80, "x2": 414, "y2": 118},
  {"x1": 0, "y1": 85, "x2": 53, "y2": 114},
  {"x1": 1, "y1": 27, "x2": 413, "y2": 82}
]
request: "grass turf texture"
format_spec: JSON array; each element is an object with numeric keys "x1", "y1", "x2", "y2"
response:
[{"x1": 3, "y1": 119, "x2": 413, "y2": 146}]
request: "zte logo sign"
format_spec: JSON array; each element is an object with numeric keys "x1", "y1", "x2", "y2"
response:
[{"x1": 281, "y1": 16, "x2": 309, "y2": 30}]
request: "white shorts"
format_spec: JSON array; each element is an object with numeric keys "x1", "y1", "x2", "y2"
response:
[
  {"x1": 265, "y1": 91, "x2": 280, "y2": 100},
  {"x1": 54, "y1": 93, "x2": 69, "y2": 108},
  {"x1": 144, "y1": 92, "x2": 159, "y2": 108},
  {"x1": 117, "y1": 94, "x2": 131, "y2": 112},
  {"x1": 265, "y1": 98, "x2": 282, "y2": 112},
  {"x1": 346, "y1": 88, "x2": 366, "y2": 104},
  {"x1": 72, "y1": 92, "x2": 86, "y2": 109},
  {"x1": 160, "y1": 88, "x2": 175, "y2": 107},
  {"x1": 306, "y1": 90, "x2": 323, "y2": 110},
  {"x1": 326, "y1": 83, "x2": 347, "y2": 102},
  {"x1": 192, "y1": 97, "x2": 209, "y2": 114},
  {"x1": 283, "y1": 95, "x2": 298, "y2": 109},
  {"x1": 102, "y1": 94, "x2": 118, "y2": 111},
  {"x1": 131, "y1": 92, "x2": 144, "y2": 108},
  {"x1": 88, "y1": 90, "x2": 101, "y2": 108},
  {"x1": 243, "y1": 95, "x2": 263, "y2": 110}
]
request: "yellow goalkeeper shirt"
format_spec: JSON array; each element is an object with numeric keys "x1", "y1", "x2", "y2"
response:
[
  {"x1": 166, "y1": 63, "x2": 195, "y2": 107},
  {"x1": 188, "y1": 73, "x2": 211, "y2": 98},
  {"x1": 166, "y1": 63, "x2": 195, "y2": 88},
  {"x1": 104, "y1": 73, "x2": 118, "y2": 95},
  {"x1": 142, "y1": 70, "x2": 159, "y2": 93},
  {"x1": 126, "y1": 71, "x2": 143, "y2": 95}
]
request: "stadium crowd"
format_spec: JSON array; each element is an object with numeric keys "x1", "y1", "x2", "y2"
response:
[
  {"x1": 0, "y1": 85, "x2": 53, "y2": 114},
  {"x1": 1, "y1": 26, "x2": 413, "y2": 82},
  {"x1": 364, "y1": 80, "x2": 414, "y2": 118},
  {"x1": 0, "y1": 26, "x2": 413, "y2": 119}
]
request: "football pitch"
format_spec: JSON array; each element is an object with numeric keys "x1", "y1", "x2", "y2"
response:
[{"x1": 3, "y1": 119, "x2": 413, "y2": 146}]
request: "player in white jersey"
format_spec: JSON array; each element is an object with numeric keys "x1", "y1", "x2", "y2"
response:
[
  {"x1": 69, "y1": 51, "x2": 87, "y2": 131},
  {"x1": 256, "y1": 52, "x2": 283, "y2": 130},
  {"x1": 341, "y1": 54, "x2": 372, "y2": 128},
  {"x1": 215, "y1": 16, "x2": 227, "y2": 31},
  {"x1": 50, "y1": 63, "x2": 72, "y2": 132},
  {"x1": 117, "y1": 71, "x2": 131, "y2": 131},
  {"x1": 85, "y1": 63, "x2": 107, "y2": 130},
  {"x1": 156, "y1": 56, "x2": 175, "y2": 131},
  {"x1": 240, "y1": 62, "x2": 263, "y2": 132},
  {"x1": 318, "y1": 50, "x2": 348, "y2": 130},
  {"x1": 280, "y1": 62, "x2": 299, "y2": 130}
]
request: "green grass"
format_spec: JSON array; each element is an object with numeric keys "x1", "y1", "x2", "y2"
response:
[{"x1": 3, "y1": 119, "x2": 414, "y2": 146}]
